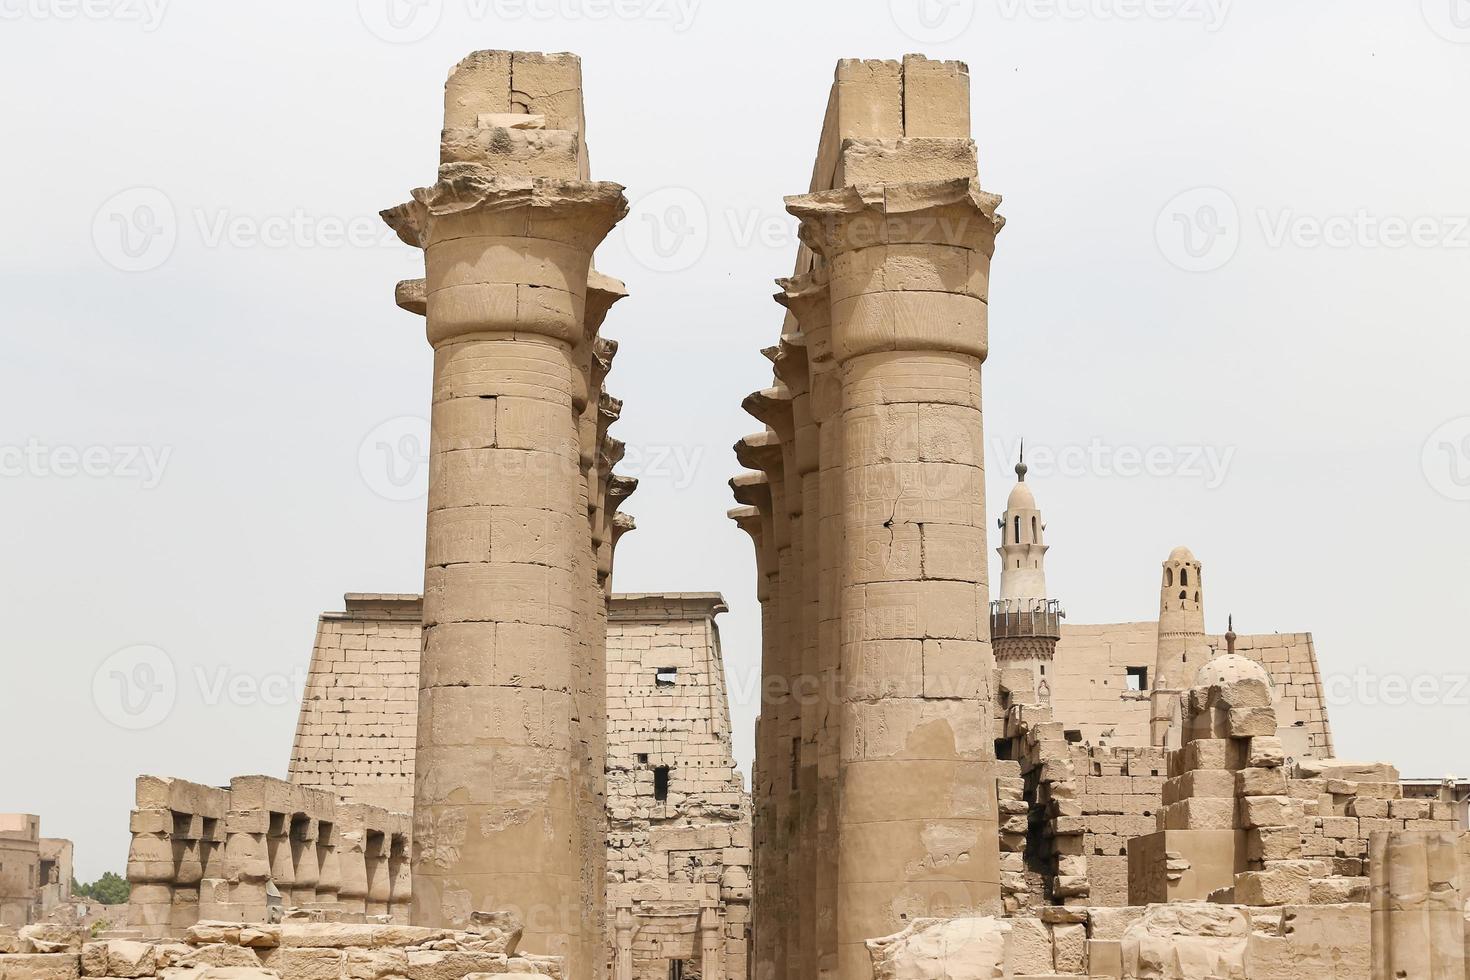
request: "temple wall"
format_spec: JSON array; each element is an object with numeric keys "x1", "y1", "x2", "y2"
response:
[
  {"x1": 288, "y1": 595, "x2": 421, "y2": 816},
  {"x1": 1050, "y1": 624, "x2": 1334, "y2": 758}
]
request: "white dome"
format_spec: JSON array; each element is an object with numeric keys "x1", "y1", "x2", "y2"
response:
[{"x1": 1194, "y1": 653, "x2": 1270, "y2": 688}]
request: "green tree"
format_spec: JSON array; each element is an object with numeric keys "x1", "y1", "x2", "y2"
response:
[{"x1": 73, "y1": 872, "x2": 130, "y2": 906}]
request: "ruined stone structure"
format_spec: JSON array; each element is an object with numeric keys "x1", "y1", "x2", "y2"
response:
[
  {"x1": 123, "y1": 775, "x2": 411, "y2": 939},
  {"x1": 0, "y1": 816, "x2": 71, "y2": 928},
  {"x1": 288, "y1": 591, "x2": 754, "y2": 980},
  {"x1": 11, "y1": 44, "x2": 1470, "y2": 980}
]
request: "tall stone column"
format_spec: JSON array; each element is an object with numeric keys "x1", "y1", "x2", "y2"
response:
[
  {"x1": 777, "y1": 270, "x2": 839, "y2": 978},
  {"x1": 730, "y1": 473, "x2": 776, "y2": 980},
  {"x1": 383, "y1": 54, "x2": 627, "y2": 975},
  {"x1": 1370, "y1": 831, "x2": 1466, "y2": 980},
  {"x1": 788, "y1": 178, "x2": 1004, "y2": 978},
  {"x1": 741, "y1": 388, "x2": 806, "y2": 980},
  {"x1": 734, "y1": 431, "x2": 795, "y2": 980}
]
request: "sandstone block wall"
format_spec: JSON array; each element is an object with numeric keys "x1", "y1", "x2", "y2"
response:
[
  {"x1": 0, "y1": 815, "x2": 41, "y2": 928},
  {"x1": 289, "y1": 595, "x2": 422, "y2": 816}
]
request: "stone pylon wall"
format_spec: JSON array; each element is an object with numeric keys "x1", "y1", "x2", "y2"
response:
[
  {"x1": 381, "y1": 50, "x2": 633, "y2": 980},
  {"x1": 729, "y1": 55, "x2": 1004, "y2": 980}
]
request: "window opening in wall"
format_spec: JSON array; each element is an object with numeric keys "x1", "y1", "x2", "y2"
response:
[
  {"x1": 637, "y1": 753, "x2": 649, "y2": 765},
  {"x1": 654, "y1": 766, "x2": 671, "y2": 802},
  {"x1": 791, "y1": 737, "x2": 800, "y2": 791},
  {"x1": 655, "y1": 667, "x2": 677, "y2": 687},
  {"x1": 1064, "y1": 730, "x2": 1083, "y2": 743},
  {"x1": 1014, "y1": 515, "x2": 1021, "y2": 543},
  {"x1": 1165, "y1": 568, "x2": 1173, "y2": 587},
  {"x1": 1040, "y1": 664, "x2": 1046, "y2": 676},
  {"x1": 1126, "y1": 667, "x2": 1148, "y2": 692},
  {"x1": 1031, "y1": 515, "x2": 1038, "y2": 542}
]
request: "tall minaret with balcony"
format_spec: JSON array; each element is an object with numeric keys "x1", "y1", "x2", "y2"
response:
[{"x1": 990, "y1": 450, "x2": 1064, "y2": 699}]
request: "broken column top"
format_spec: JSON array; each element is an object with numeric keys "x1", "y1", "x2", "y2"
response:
[{"x1": 442, "y1": 50, "x2": 590, "y2": 180}]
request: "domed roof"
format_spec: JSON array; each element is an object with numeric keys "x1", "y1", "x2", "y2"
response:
[
  {"x1": 1007, "y1": 479, "x2": 1037, "y2": 511},
  {"x1": 1168, "y1": 545, "x2": 1197, "y2": 563},
  {"x1": 1194, "y1": 653, "x2": 1271, "y2": 688}
]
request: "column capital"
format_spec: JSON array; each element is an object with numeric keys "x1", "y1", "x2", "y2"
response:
[
  {"x1": 396, "y1": 279, "x2": 427, "y2": 317},
  {"x1": 730, "y1": 471, "x2": 771, "y2": 513},
  {"x1": 742, "y1": 388, "x2": 795, "y2": 444},
  {"x1": 785, "y1": 177, "x2": 1002, "y2": 257},
  {"x1": 734, "y1": 430, "x2": 785, "y2": 477},
  {"x1": 776, "y1": 272, "x2": 833, "y2": 372},
  {"x1": 382, "y1": 173, "x2": 628, "y2": 348}
]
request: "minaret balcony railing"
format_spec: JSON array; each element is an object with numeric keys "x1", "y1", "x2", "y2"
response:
[{"x1": 989, "y1": 598, "x2": 1065, "y2": 640}]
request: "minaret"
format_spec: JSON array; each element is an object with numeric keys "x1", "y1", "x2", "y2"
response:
[
  {"x1": 1150, "y1": 545, "x2": 1209, "y2": 746},
  {"x1": 990, "y1": 448, "x2": 1064, "y2": 700}
]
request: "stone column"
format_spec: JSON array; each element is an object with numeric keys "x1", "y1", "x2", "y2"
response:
[
  {"x1": 700, "y1": 902, "x2": 726, "y2": 980},
  {"x1": 384, "y1": 115, "x2": 627, "y2": 975},
  {"x1": 1369, "y1": 830, "x2": 1466, "y2": 980},
  {"x1": 388, "y1": 831, "x2": 412, "y2": 923},
  {"x1": 289, "y1": 815, "x2": 320, "y2": 908},
  {"x1": 777, "y1": 269, "x2": 839, "y2": 978},
  {"x1": 170, "y1": 813, "x2": 204, "y2": 932},
  {"x1": 788, "y1": 178, "x2": 1004, "y2": 978},
  {"x1": 613, "y1": 905, "x2": 636, "y2": 980},
  {"x1": 730, "y1": 473, "x2": 776, "y2": 980},
  {"x1": 365, "y1": 829, "x2": 391, "y2": 917},
  {"x1": 734, "y1": 432, "x2": 793, "y2": 980},
  {"x1": 336, "y1": 814, "x2": 369, "y2": 916},
  {"x1": 126, "y1": 806, "x2": 176, "y2": 936},
  {"x1": 316, "y1": 822, "x2": 341, "y2": 911},
  {"x1": 741, "y1": 389, "x2": 805, "y2": 980}
]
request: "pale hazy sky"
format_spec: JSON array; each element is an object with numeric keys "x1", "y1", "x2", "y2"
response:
[{"x1": 2, "y1": 0, "x2": 1468, "y2": 881}]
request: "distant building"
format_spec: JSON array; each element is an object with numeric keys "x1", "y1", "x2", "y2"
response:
[{"x1": 0, "y1": 814, "x2": 72, "y2": 927}]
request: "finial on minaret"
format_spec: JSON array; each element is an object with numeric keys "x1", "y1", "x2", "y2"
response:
[
  {"x1": 1226, "y1": 615, "x2": 1237, "y2": 655},
  {"x1": 1016, "y1": 439, "x2": 1027, "y2": 482}
]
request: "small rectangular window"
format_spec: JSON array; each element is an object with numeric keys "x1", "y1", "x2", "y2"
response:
[
  {"x1": 655, "y1": 667, "x2": 677, "y2": 687},
  {"x1": 637, "y1": 753, "x2": 649, "y2": 765},
  {"x1": 654, "y1": 766, "x2": 671, "y2": 802},
  {"x1": 1126, "y1": 667, "x2": 1148, "y2": 692},
  {"x1": 1064, "y1": 730, "x2": 1083, "y2": 744}
]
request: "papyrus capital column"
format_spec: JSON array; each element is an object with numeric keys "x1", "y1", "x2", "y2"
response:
[
  {"x1": 383, "y1": 53, "x2": 628, "y2": 979},
  {"x1": 787, "y1": 176, "x2": 1004, "y2": 979}
]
